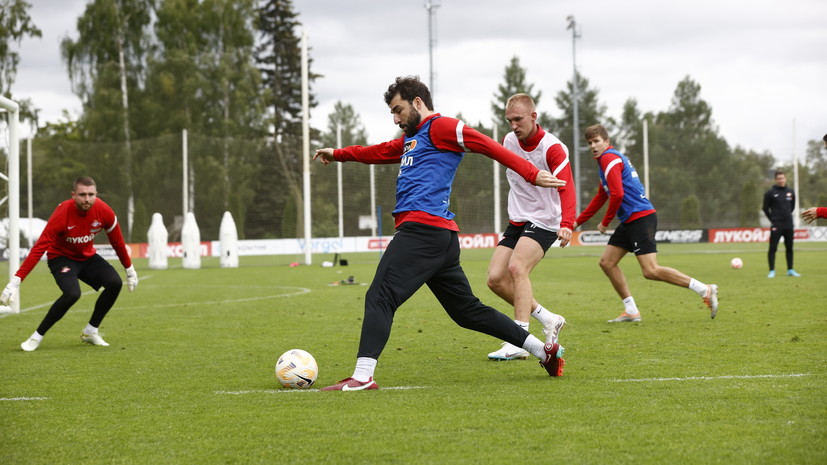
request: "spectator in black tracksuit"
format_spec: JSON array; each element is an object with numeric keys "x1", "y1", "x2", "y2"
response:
[{"x1": 762, "y1": 170, "x2": 799, "y2": 278}]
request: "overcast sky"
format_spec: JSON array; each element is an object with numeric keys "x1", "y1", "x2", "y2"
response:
[{"x1": 12, "y1": 0, "x2": 827, "y2": 163}]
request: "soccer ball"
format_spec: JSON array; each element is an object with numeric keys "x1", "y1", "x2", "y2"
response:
[
  {"x1": 730, "y1": 257, "x2": 743, "y2": 269},
  {"x1": 275, "y1": 349, "x2": 318, "y2": 389}
]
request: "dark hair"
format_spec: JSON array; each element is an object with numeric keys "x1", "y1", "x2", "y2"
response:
[
  {"x1": 384, "y1": 76, "x2": 433, "y2": 110},
  {"x1": 823, "y1": 133, "x2": 827, "y2": 143},
  {"x1": 584, "y1": 124, "x2": 610, "y2": 142},
  {"x1": 73, "y1": 176, "x2": 96, "y2": 191},
  {"x1": 774, "y1": 170, "x2": 785, "y2": 178}
]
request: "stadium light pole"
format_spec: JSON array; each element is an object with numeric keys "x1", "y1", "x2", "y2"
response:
[
  {"x1": 492, "y1": 123, "x2": 501, "y2": 232},
  {"x1": 425, "y1": 0, "x2": 440, "y2": 99},
  {"x1": 792, "y1": 119, "x2": 800, "y2": 227},
  {"x1": 336, "y1": 123, "x2": 343, "y2": 238},
  {"x1": 301, "y1": 31, "x2": 312, "y2": 265},
  {"x1": 566, "y1": 16, "x2": 581, "y2": 214}
]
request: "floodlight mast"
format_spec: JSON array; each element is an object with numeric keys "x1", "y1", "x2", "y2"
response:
[
  {"x1": 566, "y1": 15, "x2": 581, "y2": 214},
  {"x1": 425, "y1": 0, "x2": 440, "y2": 99}
]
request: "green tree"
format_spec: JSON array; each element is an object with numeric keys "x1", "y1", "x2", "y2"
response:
[
  {"x1": 490, "y1": 56, "x2": 552, "y2": 139},
  {"x1": 312, "y1": 101, "x2": 369, "y2": 237},
  {"x1": 0, "y1": 0, "x2": 41, "y2": 94},
  {"x1": 680, "y1": 194, "x2": 701, "y2": 229},
  {"x1": 739, "y1": 181, "x2": 759, "y2": 227},
  {"x1": 554, "y1": 70, "x2": 611, "y2": 218},
  {"x1": 645, "y1": 77, "x2": 734, "y2": 228},
  {"x1": 0, "y1": 0, "x2": 41, "y2": 127},
  {"x1": 61, "y1": 0, "x2": 155, "y2": 240},
  {"x1": 145, "y1": 0, "x2": 263, "y2": 238},
  {"x1": 250, "y1": 0, "x2": 317, "y2": 239}
]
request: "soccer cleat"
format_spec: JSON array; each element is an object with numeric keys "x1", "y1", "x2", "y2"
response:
[
  {"x1": 703, "y1": 284, "x2": 719, "y2": 319},
  {"x1": 767, "y1": 270, "x2": 775, "y2": 278},
  {"x1": 607, "y1": 312, "x2": 641, "y2": 323},
  {"x1": 81, "y1": 332, "x2": 110, "y2": 347},
  {"x1": 20, "y1": 337, "x2": 40, "y2": 352},
  {"x1": 787, "y1": 269, "x2": 801, "y2": 277},
  {"x1": 539, "y1": 342, "x2": 565, "y2": 377},
  {"x1": 541, "y1": 314, "x2": 567, "y2": 344},
  {"x1": 488, "y1": 342, "x2": 530, "y2": 361},
  {"x1": 321, "y1": 377, "x2": 379, "y2": 391}
]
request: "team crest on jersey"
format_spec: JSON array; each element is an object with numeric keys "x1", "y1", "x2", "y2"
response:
[
  {"x1": 92, "y1": 220, "x2": 101, "y2": 228},
  {"x1": 403, "y1": 139, "x2": 417, "y2": 154}
]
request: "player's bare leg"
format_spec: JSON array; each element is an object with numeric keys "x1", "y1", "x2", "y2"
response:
[
  {"x1": 636, "y1": 253, "x2": 719, "y2": 318},
  {"x1": 600, "y1": 245, "x2": 641, "y2": 322}
]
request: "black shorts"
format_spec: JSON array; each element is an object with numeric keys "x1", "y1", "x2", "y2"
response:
[
  {"x1": 48, "y1": 254, "x2": 120, "y2": 291},
  {"x1": 608, "y1": 213, "x2": 658, "y2": 255},
  {"x1": 498, "y1": 222, "x2": 558, "y2": 253}
]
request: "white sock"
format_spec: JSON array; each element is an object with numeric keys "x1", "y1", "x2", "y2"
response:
[
  {"x1": 531, "y1": 304, "x2": 557, "y2": 327},
  {"x1": 515, "y1": 319, "x2": 529, "y2": 331},
  {"x1": 688, "y1": 278, "x2": 708, "y2": 297},
  {"x1": 522, "y1": 334, "x2": 547, "y2": 360},
  {"x1": 623, "y1": 296, "x2": 640, "y2": 316},
  {"x1": 30, "y1": 331, "x2": 43, "y2": 342},
  {"x1": 352, "y1": 357, "x2": 377, "y2": 382},
  {"x1": 83, "y1": 324, "x2": 98, "y2": 335}
]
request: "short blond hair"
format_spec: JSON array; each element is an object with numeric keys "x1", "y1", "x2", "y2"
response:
[{"x1": 505, "y1": 93, "x2": 535, "y2": 112}]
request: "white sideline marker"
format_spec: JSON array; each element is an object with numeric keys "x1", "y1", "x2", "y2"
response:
[
  {"x1": 216, "y1": 386, "x2": 427, "y2": 395},
  {"x1": 1, "y1": 397, "x2": 48, "y2": 401},
  {"x1": 611, "y1": 373, "x2": 812, "y2": 383}
]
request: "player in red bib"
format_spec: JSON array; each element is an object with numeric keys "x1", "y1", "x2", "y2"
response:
[{"x1": 1, "y1": 176, "x2": 139, "y2": 351}]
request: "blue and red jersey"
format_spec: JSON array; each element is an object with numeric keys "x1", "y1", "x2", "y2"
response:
[
  {"x1": 333, "y1": 113, "x2": 541, "y2": 230},
  {"x1": 576, "y1": 147, "x2": 655, "y2": 227}
]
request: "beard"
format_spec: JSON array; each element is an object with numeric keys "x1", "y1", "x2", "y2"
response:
[{"x1": 401, "y1": 108, "x2": 422, "y2": 138}]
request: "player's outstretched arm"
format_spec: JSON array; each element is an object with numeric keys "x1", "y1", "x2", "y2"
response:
[
  {"x1": 534, "y1": 170, "x2": 566, "y2": 188},
  {"x1": 313, "y1": 148, "x2": 336, "y2": 166}
]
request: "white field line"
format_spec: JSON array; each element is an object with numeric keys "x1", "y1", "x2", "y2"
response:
[
  {"x1": 0, "y1": 397, "x2": 48, "y2": 401},
  {"x1": 216, "y1": 386, "x2": 427, "y2": 395},
  {"x1": 0, "y1": 273, "x2": 310, "y2": 316},
  {"x1": 0, "y1": 274, "x2": 156, "y2": 318},
  {"x1": 611, "y1": 373, "x2": 812, "y2": 382}
]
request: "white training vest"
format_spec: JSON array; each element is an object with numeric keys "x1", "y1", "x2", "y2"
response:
[{"x1": 502, "y1": 131, "x2": 569, "y2": 231}]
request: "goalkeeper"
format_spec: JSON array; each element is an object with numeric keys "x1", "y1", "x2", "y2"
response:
[{"x1": 1, "y1": 176, "x2": 138, "y2": 351}]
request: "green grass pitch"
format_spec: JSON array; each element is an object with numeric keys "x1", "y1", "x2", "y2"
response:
[{"x1": 1, "y1": 242, "x2": 825, "y2": 464}]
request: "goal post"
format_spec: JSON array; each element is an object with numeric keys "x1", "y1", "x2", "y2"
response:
[{"x1": 0, "y1": 95, "x2": 20, "y2": 314}]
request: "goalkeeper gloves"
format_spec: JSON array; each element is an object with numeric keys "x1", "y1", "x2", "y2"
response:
[
  {"x1": 0, "y1": 276, "x2": 21, "y2": 305},
  {"x1": 125, "y1": 266, "x2": 139, "y2": 292}
]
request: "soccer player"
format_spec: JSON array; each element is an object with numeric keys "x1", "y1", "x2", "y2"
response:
[
  {"x1": 1, "y1": 176, "x2": 138, "y2": 351},
  {"x1": 485, "y1": 93, "x2": 572, "y2": 361},
  {"x1": 572, "y1": 124, "x2": 719, "y2": 322},
  {"x1": 313, "y1": 76, "x2": 567, "y2": 390},
  {"x1": 762, "y1": 170, "x2": 799, "y2": 277}
]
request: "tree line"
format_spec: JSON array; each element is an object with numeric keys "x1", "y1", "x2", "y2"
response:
[{"x1": 2, "y1": 0, "x2": 825, "y2": 243}]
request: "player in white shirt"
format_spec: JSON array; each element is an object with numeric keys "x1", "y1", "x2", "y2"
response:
[{"x1": 486, "y1": 94, "x2": 576, "y2": 361}]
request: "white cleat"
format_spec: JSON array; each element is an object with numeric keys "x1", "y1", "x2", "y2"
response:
[
  {"x1": 542, "y1": 314, "x2": 567, "y2": 344},
  {"x1": 20, "y1": 337, "x2": 41, "y2": 352},
  {"x1": 704, "y1": 284, "x2": 719, "y2": 319},
  {"x1": 488, "y1": 342, "x2": 530, "y2": 361},
  {"x1": 81, "y1": 332, "x2": 110, "y2": 347}
]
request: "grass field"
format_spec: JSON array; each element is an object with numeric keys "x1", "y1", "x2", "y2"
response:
[{"x1": 1, "y1": 242, "x2": 825, "y2": 464}]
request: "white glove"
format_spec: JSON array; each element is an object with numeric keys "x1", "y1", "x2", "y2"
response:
[
  {"x1": 1, "y1": 276, "x2": 21, "y2": 305},
  {"x1": 125, "y1": 266, "x2": 138, "y2": 292}
]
